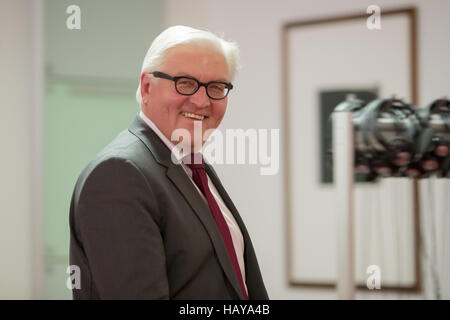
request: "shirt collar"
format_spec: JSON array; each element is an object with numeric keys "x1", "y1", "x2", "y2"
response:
[{"x1": 139, "y1": 110, "x2": 194, "y2": 163}]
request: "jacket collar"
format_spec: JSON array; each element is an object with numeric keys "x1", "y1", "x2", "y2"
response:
[{"x1": 128, "y1": 114, "x2": 173, "y2": 167}]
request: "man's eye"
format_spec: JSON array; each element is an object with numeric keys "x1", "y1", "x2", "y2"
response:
[
  {"x1": 178, "y1": 79, "x2": 195, "y2": 87},
  {"x1": 209, "y1": 84, "x2": 225, "y2": 92}
]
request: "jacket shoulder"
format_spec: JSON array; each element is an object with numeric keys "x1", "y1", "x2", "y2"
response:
[{"x1": 71, "y1": 129, "x2": 155, "y2": 202}]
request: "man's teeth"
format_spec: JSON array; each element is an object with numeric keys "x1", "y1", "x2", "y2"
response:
[{"x1": 181, "y1": 112, "x2": 205, "y2": 120}]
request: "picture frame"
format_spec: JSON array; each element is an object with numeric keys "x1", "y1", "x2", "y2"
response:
[{"x1": 282, "y1": 7, "x2": 421, "y2": 292}]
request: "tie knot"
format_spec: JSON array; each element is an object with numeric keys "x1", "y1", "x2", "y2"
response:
[{"x1": 182, "y1": 153, "x2": 204, "y2": 170}]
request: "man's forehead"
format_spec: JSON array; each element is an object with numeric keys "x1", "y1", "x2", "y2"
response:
[{"x1": 162, "y1": 45, "x2": 229, "y2": 80}]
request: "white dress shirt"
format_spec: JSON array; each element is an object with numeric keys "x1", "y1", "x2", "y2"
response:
[{"x1": 138, "y1": 111, "x2": 247, "y2": 290}]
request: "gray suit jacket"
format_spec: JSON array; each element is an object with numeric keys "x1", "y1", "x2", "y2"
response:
[{"x1": 69, "y1": 115, "x2": 269, "y2": 300}]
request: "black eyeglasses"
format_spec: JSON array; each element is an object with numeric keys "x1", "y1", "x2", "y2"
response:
[{"x1": 149, "y1": 71, "x2": 233, "y2": 100}]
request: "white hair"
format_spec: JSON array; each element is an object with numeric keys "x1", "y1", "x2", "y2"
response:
[{"x1": 136, "y1": 25, "x2": 240, "y2": 106}]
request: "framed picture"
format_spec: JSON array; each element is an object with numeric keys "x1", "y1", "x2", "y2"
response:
[{"x1": 282, "y1": 8, "x2": 421, "y2": 292}]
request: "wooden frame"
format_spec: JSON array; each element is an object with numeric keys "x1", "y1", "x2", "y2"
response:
[{"x1": 282, "y1": 7, "x2": 421, "y2": 292}]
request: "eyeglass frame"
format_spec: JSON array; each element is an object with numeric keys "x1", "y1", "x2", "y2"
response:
[{"x1": 148, "y1": 71, "x2": 233, "y2": 100}]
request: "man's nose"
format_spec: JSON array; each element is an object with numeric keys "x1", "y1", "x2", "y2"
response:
[{"x1": 189, "y1": 85, "x2": 211, "y2": 108}]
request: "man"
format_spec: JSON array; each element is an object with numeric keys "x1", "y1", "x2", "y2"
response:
[{"x1": 69, "y1": 25, "x2": 268, "y2": 300}]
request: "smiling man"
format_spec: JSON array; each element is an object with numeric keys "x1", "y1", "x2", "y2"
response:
[
  {"x1": 140, "y1": 44, "x2": 230, "y2": 154},
  {"x1": 69, "y1": 26, "x2": 268, "y2": 300}
]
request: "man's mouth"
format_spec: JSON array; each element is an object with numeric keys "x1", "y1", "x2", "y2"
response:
[{"x1": 181, "y1": 112, "x2": 207, "y2": 121}]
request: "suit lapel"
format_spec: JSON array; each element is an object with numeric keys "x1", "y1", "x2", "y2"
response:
[
  {"x1": 205, "y1": 163, "x2": 263, "y2": 298},
  {"x1": 128, "y1": 115, "x2": 244, "y2": 299},
  {"x1": 204, "y1": 163, "x2": 251, "y2": 242},
  {"x1": 166, "y1": 164, "x2": 244, "y2": 299}
]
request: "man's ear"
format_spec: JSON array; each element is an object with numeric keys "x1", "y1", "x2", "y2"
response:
[{"x1": 140, "y1": 72, "x2": 151, "y2": 103}]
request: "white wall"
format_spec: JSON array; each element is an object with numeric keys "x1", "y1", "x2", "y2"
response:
[
  {"x1": 164, "y1": 0, "x2": 450, "y2": 299},
  {"x1": 0, "y1": 0, "x2": 36, "y2": 299}
]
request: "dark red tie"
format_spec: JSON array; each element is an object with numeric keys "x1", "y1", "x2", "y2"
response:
[{"x1": 184, "y1": 153, "x2": 248, "y2": 300}]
